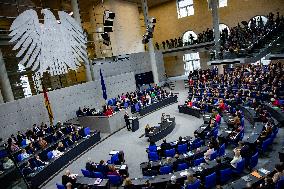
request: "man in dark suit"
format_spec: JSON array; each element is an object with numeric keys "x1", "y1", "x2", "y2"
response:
[
  {"x1": 97, "y1": 160, "x2": 108, "y2": 176},
  {"x1": 85, "y1": 158, "x2": 96, "y2": 172},
  {"x1": 161, "y1": 139, "x2": 172, "y2": 156},
  {"x1": 124, "y1": 112, "x2": 131, "y2": 131},
  {"x1": 22, "y1": 162, "x2": 33, "y2": 177},
  {"x1": 62, "y1": 170, "x2": 76, "y2": 187},
  {"x1": 173, "y1": 154, "x2": 188, "y2": 171}
]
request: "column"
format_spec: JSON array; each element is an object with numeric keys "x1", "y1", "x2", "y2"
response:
[
  {"x1": 71, "y1": 0, "x2": 93, "y2": 82},
  {"x1": 211, "y1": 0, "x2": 223, "y2": 74},
  {"x1": 0, "y1": 89, "x2": 4, "y2": 104},
  {"x1": 141, "y1": 0, "x2": 159, "y2": 84},
  {"x1": 0, "y1": 50, "x2": 14, "y2": 102}
]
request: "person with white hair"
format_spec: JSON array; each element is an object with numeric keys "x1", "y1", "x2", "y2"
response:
[
  {"x1": 62, "y1": 170, "x2": 77, "y2": 188},
  {"x1": 165, "y1": 175, "x2": 181, "y2": 189}
]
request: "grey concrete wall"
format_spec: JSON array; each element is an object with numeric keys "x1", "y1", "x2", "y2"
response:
[
  {"x1": 0, "y1": 72, "x2": 135, "y2": 140},
  {"x1": 92, "y1": 51, "x2": 166, "y2": 83}
]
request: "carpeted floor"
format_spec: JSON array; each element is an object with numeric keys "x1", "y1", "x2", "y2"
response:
[{"x1": 43, "y1": 89, "x2": 204, "y2": 189}]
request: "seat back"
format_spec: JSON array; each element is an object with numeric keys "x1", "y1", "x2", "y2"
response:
[
  {"x1": 241, "y1": 118, "x2": 245, "y2": 127},
  {"x1": 234, "y1": 159, "x2": 245, "y2": 174},
  {"x1": 249, "y1": 152, "x2": 259, "y2": 169},
  {"x1": 212, "y1": 128, "x2": 218, "y2": 138},
  {"x1": 148, "y1": 151, "x2": 159, "y2": 161},
  {"x1": 186, "y1": 179, "x2": 201, "y2": 189},
  {"x1": 218, "y1": 143, "x2": 226, "y2": 156},
  {"x1": 220, "y1": 168, "x2": 232, "y2": 184},
  {"x1": 109, "y1": 153, "x2": 120, "y2": 164},
  {"x1": 56, "y1": 183, "x2": 65, "y2": 189},
  {"x1": 210, "y1": 151, "x2": 218, "y2": 161},
  {"x1": 177, "y1": 163, "x2": 189, "y2": 171},
  {"x1": 159, "y1": 166, "x2": 172, "y2": 175},
  {"x1": 47, "y1": 151, "x2": 53, "y2": 160},
  {"x1": 84, "y1": 127, "x2": 91, "y2": 137},
  {"x1": 135, "y1": 103, "x2": 140, "y2": 112},
  {"x1": 178, "y1": 144, "x2": 188, "y2": 154},
  {"x1": 205, "y1": 172, "x2": 216, "y2": 189},
  {"x1": 262, "y1": 138, "x2": 270, "y2": 152},
  {"x1": 81, "y1": 169, "x2": 91, "y2": 177},
  {"x1": 107, "y1": 175, "x2": 122, "y2": 185},
  {"x1": 93, "y1": 172, "x2": 104, "y2": 179},
  {"x1": 165, "y1": 148, "x2": 175, "y2": 158},
  {"x1": 193, "y1": 157, "x2": 204, "y2": 166},
  {"x1": 17, "y1": 154, "x2": 23, "y2": 162},
  {"x1": 148, "y1": 145, "x2": 157, "y2": 152},
  {"x1": 276, "y1": 176, "x2": 284, "y2": 189}
]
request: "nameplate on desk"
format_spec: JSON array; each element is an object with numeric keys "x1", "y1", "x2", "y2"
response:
[
  {"x1": 120, "y1": 165, "x2": 127, "y2": 169},
  {"x1": 94, "y1": 178, "x2": 102, "y2": 185}
]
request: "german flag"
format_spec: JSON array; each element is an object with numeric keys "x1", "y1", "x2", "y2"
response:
[{"x1": 43, "y1": 89, "x2": 54, "y2": 126}]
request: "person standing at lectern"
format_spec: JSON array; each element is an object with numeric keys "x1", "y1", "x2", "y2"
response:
[{"x1": 124, "y1": 112, "x2": 131, "y2": 131}]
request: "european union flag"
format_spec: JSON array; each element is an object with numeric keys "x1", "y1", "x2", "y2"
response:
[{"x1": 100, "y1": 69, "x2": 107, "y2": 100}]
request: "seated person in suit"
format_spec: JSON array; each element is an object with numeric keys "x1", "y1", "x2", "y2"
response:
[
  {"x1": 62, "y1": 170, "x2": 77, "y2": 187},
  {"x1": 124, "y1": 177, "x2": 136, "y2": 189},
  {"x1": 34, "y1": 155, "x2": 47, "y2": 167},
  {"x1": 173, "y1": 154, "x2": 188, "y2": 171},
  {"x1": 177, "y1": 136, "x2": 186, "y2": 145},
  {"x1": 161, "y1": 139, "x2": 172, "y2": 156},
  {"x1": 209, "y1": 136, "x2": 220, "y2": 150},
  {"x1": 145, "y1": 124, "x2": 154, "y2": 137},
  {"x1": 57, "y1": 142, "x2": 66, "y2": 152},
  {"x1": 165, "y1": 175, "x2": 181, "y2": 189},
  {"x1": 85, "y1": 158, "x2": 97, "y2": 172},
  {"x1": 26, "y1": 143, "x2": 37, "y2": 154},
  {"x1": 214, "y1": 157, "x2": 231, "y2": 185},
  {"x1": 107, "y1": 165, "x2": 120, "y2": 176},
  {"x1": 272, "y1": 163, "x2": 284, "y2": 183},
  {"x1": 204, "y1": 144, "x2": 215, "y2": 162},
  {"x1": 161, "y1": 157, "x2": 173, "y2": 167},
  {"x1": 237, "y1": 142, "x2": 253, "y2": 160},
  {"x1": 72, "y1": 131, "x2": 82, "y2": 141},
  {"x1": 257, "y1": 124, "x2": 273, "y2": 144},
  {"x1": 161, "y1": 113, "x2": 167, "y2": 123},
  {"x1": 259, "y1": 176, "x2": 275, "y2": 189},
  {"x1": 52, "y1": 147, "x2": 63, "y2": 158},
  {"x1": 230, "y1": 149, "x2": 242, "y2": 168},
  {"x1": 184, "y1": 173, "x2": 197, "y2": 187},
  {"x1": 19, "y1": 149, "x2": 30, "y2": 161},
  {"x1": 7, "y1": 138, "x2": 19, "y2": 152},
  {"x1": 229, "y1": 125, "x2": 243, "y2": 140},
  {"x1": 22, "y1": 162, "x2": 34, "y2": 177},
  {"x1": 97, "y1": 160, "x2": 109, "y2": 176},
  {"x1": 38, "y1": 137, "x2": 48, "y2": 149},
  {"x1": 66, "y1": 135, "x2": 74, "y2": 146},
  {"x1": 143, "y1": 163, "x2": 158, "y2": 177}
]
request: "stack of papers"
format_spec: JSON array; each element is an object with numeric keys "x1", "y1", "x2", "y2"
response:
[
  {"x1": 242, "y1": 175, "x2": 252, "y2": 182},
  {"x1": 259, "y1": 168, "x2": 270, "y2": 175},
  {"x1": 180, "y1": 171, "x2": 188, "y2": 177}
]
